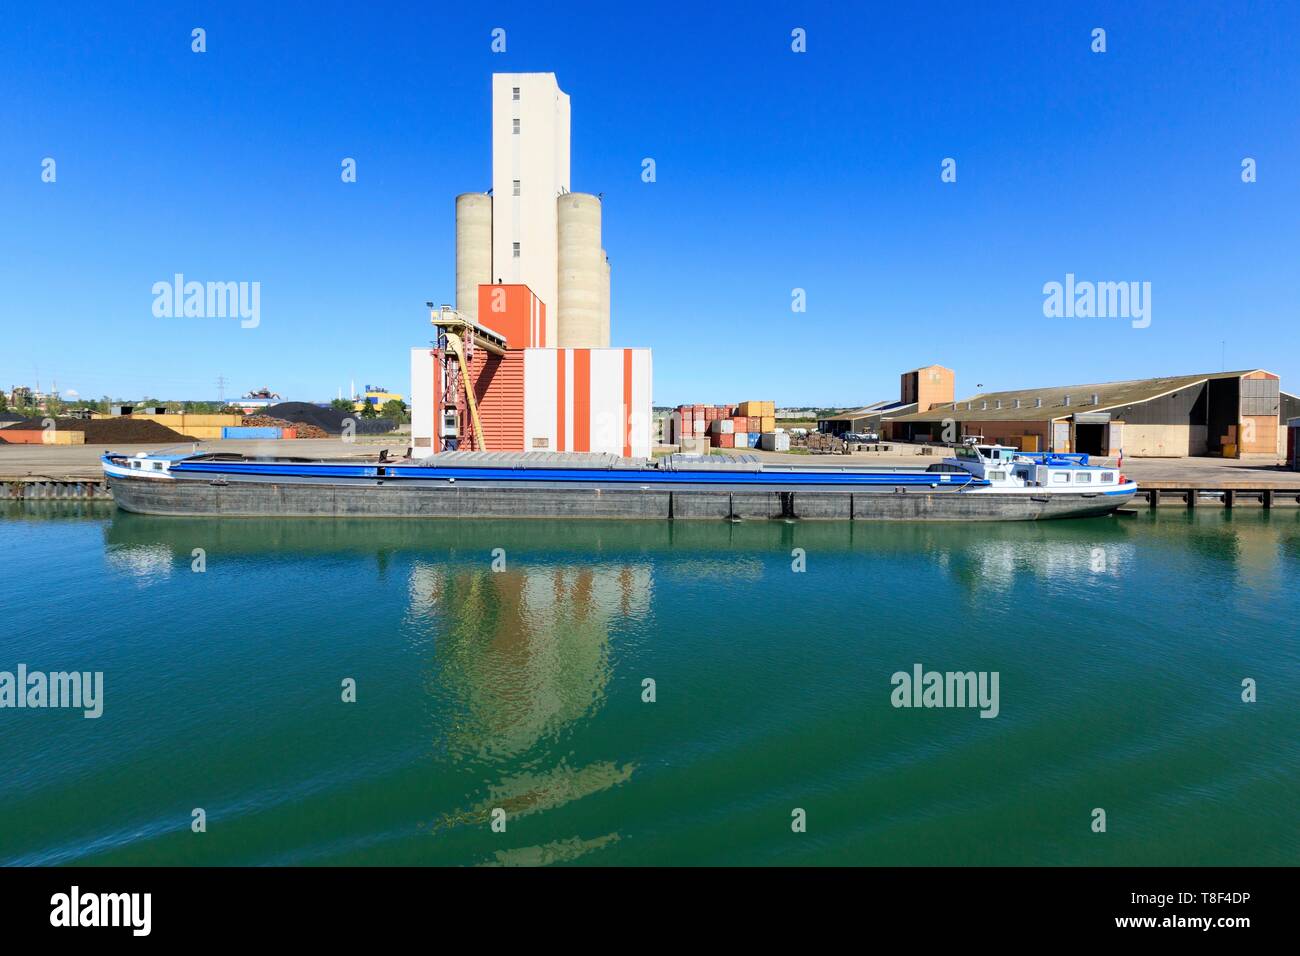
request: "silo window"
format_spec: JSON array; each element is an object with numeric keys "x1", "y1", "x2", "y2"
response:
[
  {"x1": 512, "y1": 242, "x2": 520, "y2": 258},
  {"x1": 512, "y1": 118, "x2": 520, "y2": 134},
  {"x1": 512, "y1": 180, "x2": 520, "y2": 196},
  {"x1": 512, "y1": 87, "x2": 520, "y2": 101}
]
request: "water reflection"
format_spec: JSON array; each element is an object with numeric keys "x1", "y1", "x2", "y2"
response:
[
  {"x1": 479, "y1": 831, "x2": 621, "y2": 867},
  {"x1": 76, "y1": 506, "x2": 1299, "y2": 863},
  {"x1": 408, "y1": 559, "x2": 651, "y2": 758}
]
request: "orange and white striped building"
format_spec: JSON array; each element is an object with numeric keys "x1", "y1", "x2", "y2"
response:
[{"x1": 409, "y1": 283, "x2": 652, "y2": 458}]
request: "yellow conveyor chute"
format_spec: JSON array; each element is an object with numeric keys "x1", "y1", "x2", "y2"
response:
[{"x1": 442, "y1": 330, "x2": 487, "y2": 451}]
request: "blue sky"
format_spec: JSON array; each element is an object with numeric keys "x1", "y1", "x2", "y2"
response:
[{"x1": 2, "y1": 1, "x2": 1296, "y2": 407}]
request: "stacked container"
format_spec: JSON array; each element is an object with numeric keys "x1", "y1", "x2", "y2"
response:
[{"x1": 673, "y1": 400, "x2": 781, "y2": 451}]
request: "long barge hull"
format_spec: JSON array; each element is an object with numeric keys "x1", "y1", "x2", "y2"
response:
[{"x1": 105, "y1": 473, "x2": 1135, "y2": 521}]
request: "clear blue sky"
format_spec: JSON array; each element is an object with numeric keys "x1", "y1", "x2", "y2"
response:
[{"x1": 2, "y1": 1, "x2": 1296, "y2": 407}]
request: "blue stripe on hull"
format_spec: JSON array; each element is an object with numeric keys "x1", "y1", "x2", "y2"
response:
[{"x1": 165, "y1": 460, "x2": 986, "y2": 488}]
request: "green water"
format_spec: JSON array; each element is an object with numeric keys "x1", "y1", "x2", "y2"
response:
[{"x1": 1, "y1": 504, "x2": 1296, "y2": 866}]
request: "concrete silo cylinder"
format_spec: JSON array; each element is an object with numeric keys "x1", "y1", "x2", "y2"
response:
[
  {"x1": 456, "y1": 193, "x2": 493, "y2": 321},
  {"x1": 599, "y1": 249, "x2": 611, "y2": 348},
  {"x1": 556, "y1": 193, "x2": 603, "y2": 348}
]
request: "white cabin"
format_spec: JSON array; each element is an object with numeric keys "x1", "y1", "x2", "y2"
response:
[{"x1": 947, "y1": 445, "x2": 1124, "y2": 491}]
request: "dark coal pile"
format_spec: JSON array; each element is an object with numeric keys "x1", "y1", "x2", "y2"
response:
[
  {"x1": 264, "y1": 402, "x2": 396, "y2": 435},
  {"x1": 0, "y1": 417, "x2": 194, "y2": 443}
]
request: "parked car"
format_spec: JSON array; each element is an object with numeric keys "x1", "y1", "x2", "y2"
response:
[{"x1": 843, "y1": 431, "x2": 879, "y2": 443}]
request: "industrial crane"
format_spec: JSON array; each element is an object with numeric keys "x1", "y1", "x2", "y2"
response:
[{"x1": 427, "y1": 305, "x2": 507, "y2": 451}]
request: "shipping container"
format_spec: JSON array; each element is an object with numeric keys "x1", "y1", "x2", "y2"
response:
[
  {"x1": 183, "y1": 426, "x2": 226, "y2": 440},
  {"x1": 0, "y1": 429, "x2": 85, "y2": 445},
  {"x1": 746, "y1": 433, "x2": 760, "y2": 448},
  {"x1": 760, "y1": 416, "x2": 775, "y2": 433},
  {"x1": 747, "y1": 417, "x2": 760, "y2": 432},
  {"x1": 719, "y1": 419, "x2": 734, "y2": 434},
  {"x1": 131, "y1": 413, "x2": 185, "y2": 427},
  {"x1": 719, "y1": 433, "x2": 735, "y2": 448},
  {"x1": 222, "y1": 426, "x2": 283, "y2": 439},
  {"x1": 733, "y1": 432, "x2": 748, "y2": 446},
  {"x1": 760, "y1": 431, "x2": 790, "y2": 452},
  {"x1": 181, "y1": 414, "x2": 244, "y2": 427}
]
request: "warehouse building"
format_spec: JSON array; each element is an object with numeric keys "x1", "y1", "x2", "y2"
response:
[
  {"x1": 886, "y1": 369, "x2": 1299, "y2": 458},
  {"x1": 818, "y1": 400, "x2": 912, "y2": 436},
  {"x1": 1289, "y1": 417, "x2": 1299, "y2": 470},
  {"x1": 818, "y1": 365, "x2": 954, "y2": 436},
  {"x1": 410, "y1": 73, "x2": 651, "y2": 457}
]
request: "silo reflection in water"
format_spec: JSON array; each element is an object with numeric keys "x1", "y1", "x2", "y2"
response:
[{"x1": 409, "y1": 559, "x2": 652, "y2": 758}]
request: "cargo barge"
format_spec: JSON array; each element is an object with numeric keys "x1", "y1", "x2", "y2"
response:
[{"x1": 101, "y1": 445, "x2": 1137, "y2": 521}]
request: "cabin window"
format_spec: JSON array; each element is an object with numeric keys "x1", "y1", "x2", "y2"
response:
[
  {"x1": 131, "y1": 461, "x2": 141, "y2": 469},
  {"x1": 987, "y1": 470, "x2": 1006, "y2": 481},
  {"x1": 1099, "y1": 472, "x2": 1115, "y2": 483},
  {"x1": 1051, "y1": 473, "x2": 1069, "y2": 484},
  {"x1": 1075, "y1": 473, "x2": 1092, "y2": 483}
]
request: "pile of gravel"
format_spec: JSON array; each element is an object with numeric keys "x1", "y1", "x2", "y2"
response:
[
  {"x1": 0, "y1": 417, "x2": 193, "y2": 443},
  {"x1": 264, "y1": 402, "x2": 396, "y2": 435}
]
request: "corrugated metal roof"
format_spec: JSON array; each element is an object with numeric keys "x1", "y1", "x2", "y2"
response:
[
  {"x1": 888, "y1": 369, "x2": 1271, "y2": 423},
  {"x1": 822, "y1": 401, "x2": 916, "y2": 421}
]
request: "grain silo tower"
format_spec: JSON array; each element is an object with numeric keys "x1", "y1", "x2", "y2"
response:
[
  {"x1": 600, "y1": 249, "x2": 610, "y2": 348},
  {"x1": 556, "y1": 192, "x2": 606, "y2": 348},
  {"x1": 455, "y1": 192, "x2": 492, "y2": 321}
]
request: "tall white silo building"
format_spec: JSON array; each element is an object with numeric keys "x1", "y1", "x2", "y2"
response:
[
  {"x1": 423, "y1": 72, "x2": 648, "y2": 460},
  {"x1": 455, "y1": 72, "x2": 610, "y2": 347},
  {"x1": 491, "y1": 73, "x2": 569, "y2": 344}
]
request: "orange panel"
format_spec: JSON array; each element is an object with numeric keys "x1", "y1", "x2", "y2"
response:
[
  {"x1": 574, "y1": 350, "x2": 591, "y2": 452},
  {"x1": 477, "y1": 283, "x2": 543, "y2": 348},
  {"x1": 470, "y1": 351, "x2": 525, "y2": 451}
]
